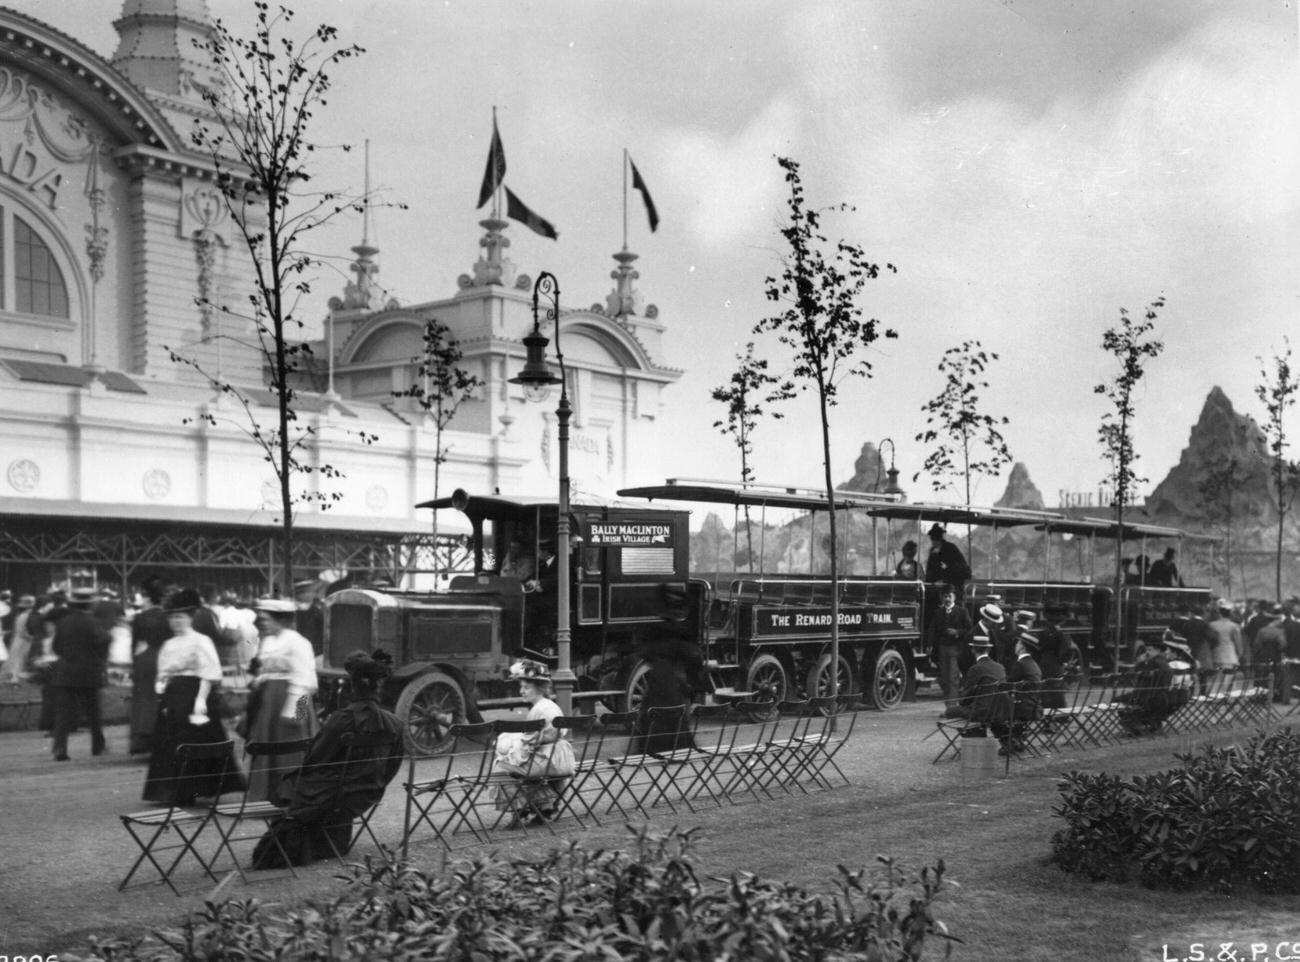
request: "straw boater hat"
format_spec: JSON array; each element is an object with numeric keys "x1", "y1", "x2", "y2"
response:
[
  {"x1": 254, "y1": 598, "x2": 298, "y2": 618},
  {"x1": 508, "y1": 658, "x2": 552, "y2": 683},
  {"x1": 979, "y1": 603, "x2": 1004, "y2": 624},
  {"x1": 1160, "y1": 628, "x2": 1194, "y2": 660},
  {"x1": 1014, "y1": 610, "x2": 1036, "y2": 628},
  {"x1": 1018, "y1": 632, "x2": 1041, "y2": 654},
  {"x1": 970, "y1": 634, "x2": 994, "y2": 650}
]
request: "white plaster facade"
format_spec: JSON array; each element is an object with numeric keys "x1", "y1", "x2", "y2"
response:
[{"x1": 0, "y1": 2, "x2": 681, "y2": 556}]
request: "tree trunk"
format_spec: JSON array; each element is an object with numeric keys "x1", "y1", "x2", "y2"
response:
[{"x1": 817, "y1": 376, "x2": 840, "y2": 709}]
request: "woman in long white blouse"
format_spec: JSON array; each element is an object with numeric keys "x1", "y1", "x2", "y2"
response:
[
  {"x1": 243, "y1": 598, "x2": 319, "y2": 803},
  {"x1": 142, "y1": 588, "x2": 244, "y2": 804}
]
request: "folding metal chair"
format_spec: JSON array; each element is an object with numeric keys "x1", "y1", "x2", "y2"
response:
[
  {"x1": 755, "y1": 700, "x2": 825, "y2": 794},
  {"x1": 615, "y1": 704, "x2": 697, "y2": 816},
  {"x1": 586, "y1": 711, "x2": 644, "y2": 821},
  {"x1": 675, "y1": 704, "x2": 741, "y2": 808},
  {"x1": 717, "y1": 702, "x2": 784, "y2": 804},
  {"x1": 212, "y1": 737, "x2": 312, "y2": 883},
  {"x1": 801, "y1": 697, "x2": 857, "y2": 788},
  {"x1": 482, "y1": 718, "x2": 553, "y2": 837},
  {"x1": 401, "y1": 722, "x2": 493, "y2": 856},
  {"x1": 546, "y1": 714, "x2": 602, "y2": 826},
  {"x1": 1023, "y1": 675, "x2": 1065, "y2": 754},
  {"x1": 316, "y1": 731, "x2": 404, "y2": 865},
  {"x1": 118, "y1": 740, "x2": 238, "y2": 896},
  {"x1": 1078, "y1": 673, "x2": 1126, "y2": 745}
]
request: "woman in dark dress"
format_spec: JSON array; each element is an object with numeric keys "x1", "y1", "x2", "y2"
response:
[
  {"x1": 142, "y1": 589, "x2": 244, "y2": 804},
  {"x1": 252, "y1": 650, "x2": 404, "y2": 868},
  {"x1": 128, "y1": 578, "x2": 171, "y2": 755}
]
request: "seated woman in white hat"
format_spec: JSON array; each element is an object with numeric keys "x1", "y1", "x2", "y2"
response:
[{"x1": 492, "y1": 659, "x2": 576, "y2": 826}]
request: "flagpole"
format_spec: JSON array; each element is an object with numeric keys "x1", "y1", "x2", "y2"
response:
[
  {"x1": 622, "y1": 147, "x2": 629, "y2": 251},
  {"x1": 492, "y1": 106, "x2": 501, "y2": 219}
]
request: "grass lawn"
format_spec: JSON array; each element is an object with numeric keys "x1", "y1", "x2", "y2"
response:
[{"x1": 49, "y1": 716, "x2": 1300, "y2": 961}]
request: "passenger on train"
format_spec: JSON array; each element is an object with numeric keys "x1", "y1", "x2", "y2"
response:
[{"x1": 923, "y1": 525, "x2": 970, "y2": 596}]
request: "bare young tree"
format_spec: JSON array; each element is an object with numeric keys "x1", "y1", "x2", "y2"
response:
[
  {"x1": 177, "y1": 3, "x2": 381, "y2": 594},
  {"x1": 755, "y1": 156, "x2": 897, "y2": 704},
  {"x1": 1256, "y1": 339, "x2": 1300, "y2": 601},
  {"x1": 394, "y1": 319, "x2": 484, "y2": 577},
  {"x1": 915, "y1": 340, "x2": 1012, "y2": 543},
  {"x1": 1094, "y1": 297, "x2": 1165, "y2": 606},
  {"x1": 711, "y1": 341, "x2": 790, "y2": 569},
  {"x1": 1195, "y1": 448, "x2": 1255, "y2": 599}
]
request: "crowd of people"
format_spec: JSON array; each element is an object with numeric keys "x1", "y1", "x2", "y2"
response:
[
  {"x1": 936, "y1": 587, "x2": 1300, "y2": 748},
  {"x1": 0, "y1": 578, "x2": 404, "y2": 869}
]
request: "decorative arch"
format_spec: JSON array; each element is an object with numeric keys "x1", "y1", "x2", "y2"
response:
[
  {"x1": 339, "y1": 311, "x2": 428, "y2": 366},
  {"x1": 0, "y1": 9, "x2": 182, "y2": 151},
  {"x1": 556, "y1": 312, "x2": 656, "y2": 371}
]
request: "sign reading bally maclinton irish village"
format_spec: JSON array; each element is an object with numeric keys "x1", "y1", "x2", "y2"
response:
[
  {"x1": 749, "y1": 605, "x2": 916, "y2": 638},
  {"x1": 587, "y1": 521, "x2": 674, "y2": 546}
]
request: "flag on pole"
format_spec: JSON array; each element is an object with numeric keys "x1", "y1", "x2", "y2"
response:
[
  {"x1": 629, "y1": 155, "x2": 659, "y2": 232},
  {"x1": 505, "y1": 186, "x2": 558, "y2": 239},
  {"x1": 476, "y1": 115, "x2": 506, "y2": 209}
]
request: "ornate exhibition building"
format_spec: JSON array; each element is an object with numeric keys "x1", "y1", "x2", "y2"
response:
[{"x1": 0, "y1": 1, "x2": 680, "y2": 595}]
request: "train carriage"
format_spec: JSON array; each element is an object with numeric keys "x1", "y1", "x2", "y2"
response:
[{"x1": 319, "y1": 480, "x2": 1216, "y2": 754}]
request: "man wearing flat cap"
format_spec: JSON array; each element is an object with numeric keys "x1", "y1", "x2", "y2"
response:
[{"x1": 924, "y1": 524, "x2": 970, "y2": 597}]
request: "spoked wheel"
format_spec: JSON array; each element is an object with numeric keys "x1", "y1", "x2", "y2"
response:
[
  {"x1": 1063, "y1": 640, "x2": 1085, "y2": 686},
  {"x1": 621, "y1": 659, "x2": 653, "y2": 715},
  {"x1": 867, "y1": 647, "x2": 908, "y2": 711},
  {"x1": 744, "y1": 653, "x2": 789, "y2": 721},
  {"x1": 395, "y1": 671, "x2": 467, "y2": 755},
  {"x1": 805, "y1": 651, "x2": 859, "y2": 712}
]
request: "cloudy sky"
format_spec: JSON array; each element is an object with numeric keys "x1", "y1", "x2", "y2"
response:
[{"x1": 22, "y1": 0, "x2": 1300, "y2": 509}]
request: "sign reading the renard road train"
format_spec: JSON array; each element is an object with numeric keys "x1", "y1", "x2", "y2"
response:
[
  {"x1": 587, "y1": 522, "x2": 674, "y2": 547},
  {"x1": 750, "y1": 605, "x2": 916, "y2": 638}
]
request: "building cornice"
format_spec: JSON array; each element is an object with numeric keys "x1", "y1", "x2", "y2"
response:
[{"x1": 0, "y1": 7, "x2": 181, "y2": 150}]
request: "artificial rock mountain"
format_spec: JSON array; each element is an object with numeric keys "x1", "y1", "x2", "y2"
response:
[{"x1": 690, "y1": 388, "x2": 1296, "y2": 598}]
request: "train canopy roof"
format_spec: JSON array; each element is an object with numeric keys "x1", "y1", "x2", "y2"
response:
[{"x1": 617, "y1": 480, "x2": 1215, "y2": 543}]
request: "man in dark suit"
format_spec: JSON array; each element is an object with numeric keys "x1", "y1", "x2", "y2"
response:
[
  {"x1": 947, "y1": 635, "x2": 1009, "y2": 731},
  {"x1": 50, "y1": 588, "x2": 110, "y2": 761},
  {"x1": 523, "y1": 540, "x2": 560, "y2": 653},
  {"x1": 927, "y1": 584, "x2": 972, "y2": 709},
  {"x1": 924, "y1": 524, "x2": 971, "y2": 597}
]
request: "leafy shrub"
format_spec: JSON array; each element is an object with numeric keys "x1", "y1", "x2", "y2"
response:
[
  {"x1": 1051, "y1": 728, "x2": 1300, "y2": 892},
  {"x1": 70, "y1": 826, "x2": 959, "y2": 961}
]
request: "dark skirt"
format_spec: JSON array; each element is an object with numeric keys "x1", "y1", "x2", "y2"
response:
[
  {"x1": 251, "y1": 812, "x2": 352, "y2": 869},
  {"x1": 142, "y1": 676, "x2": 245, "y2": 805},
  {"x1": 244, "y1": 678, "x2": 316, "y2": 803},
  {"x1": 129, "y1": 651, "x2": 160, "y2": 755}
]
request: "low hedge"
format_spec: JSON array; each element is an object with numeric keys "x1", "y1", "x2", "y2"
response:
[
  {"x1": 72, "y1": 826, "x2": 959, "y2": 961},
  {"x1": 1051, "y1": 727, "x2": 1300, "y2": 892}
]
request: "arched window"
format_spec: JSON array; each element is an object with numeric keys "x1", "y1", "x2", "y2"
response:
[{"x1": 13, "y1": 214, "x2": 69, "y2": 318}]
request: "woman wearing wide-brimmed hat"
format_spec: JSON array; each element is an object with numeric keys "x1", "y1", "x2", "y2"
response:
[
  {"x1": 142, "y1": 588, "x2": 244, "y2": 804},
  {"x1": 492, "y1": 659, "x2": 576, "y2": 826}
]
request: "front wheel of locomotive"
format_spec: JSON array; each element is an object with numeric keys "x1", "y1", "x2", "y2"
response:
[
  {"x1": 743, "y1": 652, "x2": 789, "y2": 721},
  {"x1": 865, "y1": 646, "x2": 909, "y2": 711},
  {"x1": 804, "y1": 651, "x2": 859, "y2": 712},
  {"x1": 394, "y1": 670, "x2": 468, "y2": 755}
]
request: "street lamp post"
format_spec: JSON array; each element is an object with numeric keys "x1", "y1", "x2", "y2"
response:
[
  {"x1": 872, "y1": 439, "x2": 906, "y2": 573},
  {"x1": 508, "y1": 272, "x2": 576, "y2": 713}
]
